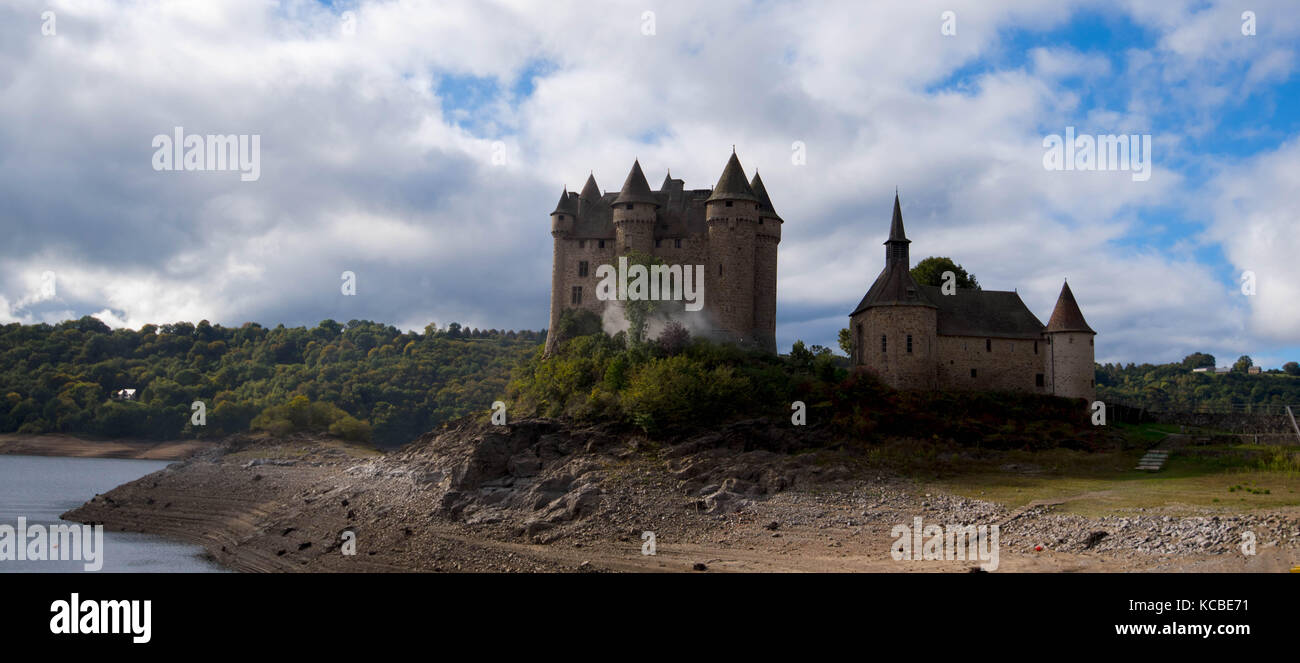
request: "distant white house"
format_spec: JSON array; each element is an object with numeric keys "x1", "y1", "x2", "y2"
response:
[
  {"x1": 113, "y1": 388, "x2": 137, "y2": 401},
  {"x1": 1192, "y1": 366, "x2": 1262, "y2": 375}
]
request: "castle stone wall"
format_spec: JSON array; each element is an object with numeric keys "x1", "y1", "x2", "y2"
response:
[
  {"x1": 851, "y1": 306, "x2": 938, "y2": 390},
  {"x1": 1046, "y1": 332, "x2": 1095, "y2": 401},
  {"x1": 936, "y1": 335, "x2": 1046, "y2": 393}
]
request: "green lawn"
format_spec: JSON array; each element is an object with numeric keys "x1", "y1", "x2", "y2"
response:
[{"x1": 923, "y1": 443, "x2": 1300, "y2": 517}]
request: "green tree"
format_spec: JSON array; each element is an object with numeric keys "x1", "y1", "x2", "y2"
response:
[
  {"x1": 910, "y1": 256, "x2": 980, "y2": 289},
  {"x1": 1181, "y1": 352, "x2": 1216, "y2": 369},
  {"x1": 1283, "y1": 362, "x2": 1300, "y2": 376},
  {"x1": 838, "y1": 328, "x2": 852, "y2": 356},
  {"x1": 1233, "y1": 355, "x2": 1253, "y2": 373}
]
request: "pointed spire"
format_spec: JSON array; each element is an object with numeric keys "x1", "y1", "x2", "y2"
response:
[
  {"x1": 550, "y1": 186, "x2": 578, "y2": 216},
  {"x1": 579, "y1": 173, "x2": 601, "y2": 201},
  {"x1": 887, "y1": 192, "x2": 908, "y2": 243},
  {"x1": 707, "y1": 151, "x2": 758, "y2": 203},
  {"x1": 750, "y1": 172, "x2": 781, "y2": 221},
  {"x1": 1045, "y1": 281, "x2": 1095, "y2": 334},
  {"x1": 612, "y1": 159, "x2": 659, "y2": 206}
]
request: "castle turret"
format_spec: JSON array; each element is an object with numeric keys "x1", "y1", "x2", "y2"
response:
[
  {"x1": 546, "y1": 186, "x2": 580, "y2": 353},
  {"x1": 612, "y1": 159, "x2": 658, "y2": 256},
  {"x1": 705, "y1": 151, "x2": 760, "y2": 344},
  {"x1": 847, "y1": 194, "x2": 938, "y2": 389},
  {"x1": 1044, "y1": 281, "x2": 1096, "y2": 401},
  {"x1": 751, "y1": 171, "x2": 781, "y2": 352}
]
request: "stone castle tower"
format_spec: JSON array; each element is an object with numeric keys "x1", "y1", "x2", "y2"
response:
[
  {"x1": 548, "y1": 152, "x2": 781, "y2": 353},
  {"x1": 849, "y1": 195, "x2": 1096, "y2": 400}
]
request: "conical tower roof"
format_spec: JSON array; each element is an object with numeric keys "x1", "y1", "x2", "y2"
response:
[
  {"x1": 751, "y1": 172, "x2": 781, "y2": 221},
  {"x1": 706, "y1": 151, "x2": 759, "y2": 203},
  {"x1": 612, "y1": 159, "x2": 659, "y2": 206},
  {"x1": 550, "y1": 187, "x2": 578, "y2": 216},
  {"x1": 1045, "y1": 281, "x2": 1095, "y2": 333},
  {"x1": 579, "y1": 173, "x2": 601, "y2": 201},
  {"x1": 887, "y1": 193, "x2": 908, "y2": 244}
]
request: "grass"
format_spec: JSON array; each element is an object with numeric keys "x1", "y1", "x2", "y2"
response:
[{"x1": 921, "y1": 442, "x2": 1300, "y2": 517}]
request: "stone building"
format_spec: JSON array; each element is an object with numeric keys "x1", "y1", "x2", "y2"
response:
[
  {"x1": 547, "y1": 151, "x2": 781, "y2": 353},
  {"x1": 848, "y1": 195, "x2": 1096, "y2": 400}
]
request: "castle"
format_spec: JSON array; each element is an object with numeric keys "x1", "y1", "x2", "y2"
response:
[
  {"x1": 547, "y1": 151, "x2": 780, "y2": 352},
  {"x1": 849, "y1": 195, "x2": 1096, "y2": 401}
]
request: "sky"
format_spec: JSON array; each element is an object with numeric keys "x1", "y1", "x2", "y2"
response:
[{"x1": 1, "y1": 0, "x2": 1297, "y2": 368}]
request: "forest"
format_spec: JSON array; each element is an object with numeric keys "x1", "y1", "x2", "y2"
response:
[
  {"x1": 0, "y1": 316, "x2": 541, "y2": 447},
  {"x1": 1097, "y1": 353, "x2": 1300, "y2": 411}
]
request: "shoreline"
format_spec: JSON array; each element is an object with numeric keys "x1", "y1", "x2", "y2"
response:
[
  {"x1": 0, "y1": 434, "x2": 210, "y2": 461},
  {"x1": 58, "y1": 421, "x2": 1300, "y2": 573}
]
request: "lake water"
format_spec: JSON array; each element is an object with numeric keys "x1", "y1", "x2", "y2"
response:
[{"x1": 0, "y1": 454, "x2": 228, "y2": 573}]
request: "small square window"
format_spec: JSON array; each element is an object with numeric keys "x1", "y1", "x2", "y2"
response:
[
  {"x1": 655, "y1": 239, "x2": 661, "y2": 248},
  {"x1": 570, "y1": 286, "x2": 582, "y2": 305},
  {"x1": 626, "y1": 204, "x2": 633, "y2": 210},
  {"x1": 578, "y1": 240, "x2": 585, "y2": 249},
  {"x1": 674, "y1": 238, "x2": 682, "y2": 248},
  {"x1": 578, "y1": 261, "x2": 588, "y2": 277},
  {"x1": 598, "y1": 240, "x2": 606, "y2": 249},
  {"x1": 971, "y1": 368, "x2": 977, "y2": 378},
  {"x1": 1036, "y1": 373, "x2": 1044, "y2": 387},
  {"x1": 725, "y1": 201, "x2": 733, "y2": 207},
  {"x1": 985, "y1": 339, "x2": 991, "y2": 352}
]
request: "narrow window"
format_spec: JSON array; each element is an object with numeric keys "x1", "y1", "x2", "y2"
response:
[
  {"x1": 1036, "y1": 373, "x2": 1044, "y2": 387},
  {"x1": 1090, "y1": 338, "x2": 1094, "y2": 346},
  {"x1": 971, "y1": 368, "x2": 977, "y2": 378},
  {"x1": 598, "y1": 240, "x2": 606, "y2": 249},
  {"x1": 906, "y1": 334, "x2": 913, "y2": 353},
  {"x1": 881, "y1": 335, "x2": 887, "y2": 353},
  {"x1": 571, "y1": 286, "x2": 582, "y2": 305},
  {"x1": 1091, "y1": 379, "x2": 1095, "y2": 387},
  {"x1": 1034, "y1": 341, "x2": 1038, "y2": 354},
  {"x1": 578, "y1": 240, "x2": 586, "y2": 249},
  {"x1": 578, "y1": 261, "x2": 588, "y2": 277},
  {"x1": 655, "y1": 239, "x2": 661, "y2": 248},
  {"x1": 856, "y1": 324, "x2": 863, "y2": 359},
  {"x1": 674, "y1": 238, "x2": 682, "y2": 248},
  {"x1": 986, "y1": 339, "x2": 991, "y2": 352},
  {"x1": 719, "y1": 264, "x2": 723, "y2": 276}
]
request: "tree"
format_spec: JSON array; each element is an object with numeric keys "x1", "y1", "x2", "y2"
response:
[
  {"x1": 838, "y1": 328, "x2": 852, "y2": 356},
  {"x1": 1282, "y1": 361, "x2": 1300, "y2": 376},
  {"x1": 657, "y1": 321, "x2": 690, "y2": 356},
  {"x1": 1181, "y1": 352, "x2": 1216, "y2": 369},
  {"x1": 1232, "y1": 355, "x2": 1253, "y2": 373},
  {"x1": 910, "y1": 257, "x2": 980, "y2": 289}
]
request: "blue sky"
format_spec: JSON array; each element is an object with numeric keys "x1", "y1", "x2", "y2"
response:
[{"x1": 2, "y1": 0, "x2": 1298, "y2": 369}]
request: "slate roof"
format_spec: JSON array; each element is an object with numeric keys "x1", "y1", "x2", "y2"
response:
[
  {"x1": 850, "y1": 264, "x2": 937, "y2": 314},
  {"x1": 919, "y1": 286, "x2": 1046, "y2": 339},
  {"x1": 1045, "y1": 281, "x2": 1095, "y2": 334},
  {"x1": 706, "y1": 151, "x2": 759, "y2": 203},
  {"x1": 751, "y1": 172, "x2": 781, "y2": 221},
  {"x1": 612, "y1": 160, "x2": 659, "y2": 207}
]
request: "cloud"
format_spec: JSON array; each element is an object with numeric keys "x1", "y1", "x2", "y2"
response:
[{"x1": 0, "y1": 0, "x2": 1297, "y2": 368}]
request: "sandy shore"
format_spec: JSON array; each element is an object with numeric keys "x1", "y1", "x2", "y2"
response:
[
  {"x1": 0, "y1": 433, "x2": 210, "y2": 460},
  {"x1": 59, "y1": 422, "x2": 1300, "y2": 573}
]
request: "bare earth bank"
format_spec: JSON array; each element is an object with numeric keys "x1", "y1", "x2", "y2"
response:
[
  {"x1": 0, "y1": 433, "x2": 209, "y2": 460},
  {"x1": 61, "y1": 420, "x2": 1300, "y2": 573}
]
